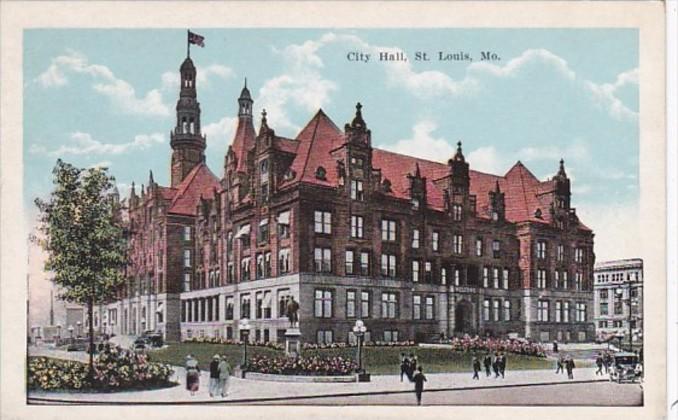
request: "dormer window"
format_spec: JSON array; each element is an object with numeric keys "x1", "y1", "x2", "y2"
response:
[
  {"x1": 315, "y1": 166, "x2": 327, "y2": 180},
  {"x1": 534, "y1": 208, "x2": 543, "y2": 219},
  {"x1": 382, "y1": 179, "x2": 392, "y2": 193}
]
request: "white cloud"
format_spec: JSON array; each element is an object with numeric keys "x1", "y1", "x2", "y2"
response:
[
  {"x1": 467, "y1": 146, "x2": 513, "y2": 174},
  {"x1": 585, "y1": 68, "x2": 638, "y2": 121},
  {"x1": 203, "y1": 115, "x2": 238, "y2": 153},
  {"x1": 88, "y1": 160, "x2": 112, "y2": 169},
  {"x1": 469, "y1": 48, "x2": 576, "y2": 80},
  {"x1": 385, "y1": 120, "x2": 456, "y2": 161},
  {"x1": 577, "y1": 202, "x2": 640, "y2": 262},
  {"x1": 36, "y1": 50, "x2": 170, "y2": 117},
  {"x1": 31, "y1": 132, "x2": 165, "y2": 157}
]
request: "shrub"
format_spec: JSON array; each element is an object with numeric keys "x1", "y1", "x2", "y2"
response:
[
  {"x1": 247, "y1": 355, "x2": 358, "y2": 376},
  {"x1": 441, "y1": 336, "x2": 547, "y2": 357},
  {"x1": 28, "y1": 348, "x2": 174, "y2": 391}
]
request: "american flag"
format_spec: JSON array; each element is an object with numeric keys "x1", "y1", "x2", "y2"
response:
[{"x1": 188, "y1": 31, "x2": 205, "y2": 47}]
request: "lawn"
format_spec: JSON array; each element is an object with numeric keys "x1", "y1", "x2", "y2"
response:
[{"x1": 149, "y1": 343, "x2": 554, "y2": 375}]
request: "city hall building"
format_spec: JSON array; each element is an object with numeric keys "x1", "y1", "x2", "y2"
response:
[{"x1": 93, "y1": 54, "x2": 596, "y2": 345}]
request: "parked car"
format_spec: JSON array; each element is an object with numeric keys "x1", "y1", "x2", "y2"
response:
[
  {"x1": 609, "y1": 352, "x2": 641, "y2": 383},
  {"x1": 141, "y1": 330, "x2": 164, "y2": 348},
  {"x1": 66, "y1": 339, "x2": 88, "y2": 352}
]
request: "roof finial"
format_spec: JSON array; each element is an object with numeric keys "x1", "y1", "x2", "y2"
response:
[
  {"x1": 557, "y1": 158, "x2": 567, "y2": 177},
  {"x1": 351, "y1": 102, "x2": 366, "y2": 129},
  {"x1": 415, "y1": 163, "x2": 421, "y2": 178},
  {"x1": 244, "y1": 77, "x2": 247, "y2": 89},
  {"x1": 149, "y1": 170, "x2": 154, "y2": 185},
  {"x1": 495, "y1": 180, "x2": 501, "y2": 193}
]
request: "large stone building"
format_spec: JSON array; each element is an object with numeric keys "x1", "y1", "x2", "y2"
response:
[
  {"x1": 593, "y1": 258, "x2": 643, "y2": 345},
  {"x1": 94, "y1": 54, "x2": 596, "y2": 345}
]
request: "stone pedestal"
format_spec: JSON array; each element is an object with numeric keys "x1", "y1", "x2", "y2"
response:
[{"x1": 285, "y1": 328, "x2": 301, "y2": 358}]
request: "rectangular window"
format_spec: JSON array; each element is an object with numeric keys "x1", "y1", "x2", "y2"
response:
[
  {"x1": 424, "y1": 262, "x2": 432, "y2": 282},
  {"x1": 538, "y1": 300, "x2": 549, "y2": 322},
  {"x1": 255, "y1": 292, "x2": 263, "y2": 319},
  {"x1": 453, "y1": 234, "x2": 463, "y2": 254},
  {"x1": 492, "y1": 267, "x2": 500, "y2": 289},
  {"x1": 563, "y1": 301, "x2": 570, "y2": 322},
  {"x1": 493, "y1": 300, "x2": 500, "y2": 322},
  {"x1": 554, "y1": 271, "x2": 560, "y2": 288},
  {"x1": 240, "y1": 257, "x2": 251, "y2": 281},
  {"x1": 381, "y1": 254, "x2": 397, "y2": 278},
  {"x1": 314, "y1": 247, "x2": 332, "y2": 273},
  {"x1": 317, "y1": 330, "x2": 333, "y2": 345},
  {"x1": 537, "y1": 241, "x2": 547, "y2": 259},
  {"x1": 412, "y1": 229, "x2": 420, "y2": 248},
  {"x1": 383, "y1": 330, "x2": 399, "y2": 343},
  {"x1": 277, "y1": 289, "x2": 290, "y2": 318},
  {"x1": 502, "y1": 269, "x2": 509, "y2": 289},
  {"x1": 492, "y1": 240, "x2": 501, "y2": 258},
  {"x1": 413, "y1": 295, "x2": 421, "y2": 320},
  {"x1": 347, "y1": 290, "x2": 356, "y2": 318},
  {"x1": 183, "y1": 249, "x2": 191, "y2": 268},
  {"x1": 314, "y1": 289, "x2": 333, "y2": 318},
  {"x1": 360, "y1": 252, "x2": 370, "y2": 276},
  {"x1": 483, "y1": 267, "x2": 489, "y2": 288},
  {"x1": 600, "y1": 302, "x2": 608, "y2": 315},
  {"x1": 576, "y1": 302, "x2": 586, "y2": 322},
  {"x1": 575, "y1": 247, "x2": 584, "y2": 263},
  {"x1": 425, "y1": 296, "x2": 434, "y2": 320},
  {"x1": 381, "y1": 292, "x2": 398, "y2": 318},
  {"x1": 475, "y1": 238, "x2": 484, "y2": 257},
  {"x1": 503, "y1": 300, "x2": 511, "y2": 321},
  {"x1": 183, "y1": 226, "x2": 192, "y2": 241},
  {"x1": 278, "y1": 248, "x2": 291, "y2": 274},
  {"x1": 183, "y1": 273, "x2": 191, "y2": 292},
  {"x1": 345, "y1": 250, "x2": 355, "y2": 275},
  {"x1": 454, "y1": 268, "x2": 461, "y2": 286},
  {"x1": 537, "y1": 269, "x2": 547, "y2": 289},
  {"x1": 562, "y1": 271, "x2": 568, "y2": 289},
  {"x1": 360, "y1": 291, "x2": 370, "y2": 318},
  {"x1": 258, "y1": 220, "x2": 269, "y2": 243},
  {"x1": 452, "y1": 204, "x2": 463, "y2": 221},
  {"x1": 256, "y1": 254, "x2": 265, "y2": 279},
  {"x1": 555, "y1": 301, "x2": 562, "y2": 323},
  {"x1": 557, "y1": 244, "x2": 564, "y2": 262},
  {"x1": 575, "y1": 272, "x2": 583, "y2": 291},
  {"x1": 483, "y1": 299, "x2": 490, "y2": 321},
  {"x1": 614, "y1": 301, "x2": 623, "y2": 315},
  {"x1": 432, "y1": 231, "x2": 439, "y2": 251},
  {"x1": 314, "y1": 211, "x2": 332, "y2": 234},
  {"x1": 412, "y1": 260, "x2": 420, "y2": 282},
  {"x1": 381, "y1": 219, "x2": 397, "y2": 241},
  {"x1": 441, "y1": 267, "x2": 447, "y2": 285},
  {"x1": 225, "y1": 296, "x2": 234, "y2": 320},
  {"x1": 277, "y1": 211, "x2": 291, "y2": 239},
  {"x1": 351, "y1": 179, "x2": 364, "y2": 201},
  {"x1": 351, "y1": 215, "x2": 364, "y2": 238},
  {"x1": 240, "y1": 295, "x2": 251, "y2": 319}
]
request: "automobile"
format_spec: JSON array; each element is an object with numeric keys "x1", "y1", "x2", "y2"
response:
[
  {"x1": 609, "y1": 351, "x2": 641, "y2": 383},
  {"x1": 66, "y1": 339, "x2": 88, "y2": 352},
  {"x1": 133, "y1": 337, "x2": 149, "y2": 352},
  {"x1": 141, "y1": 330, "x2": 164, "y2": 348}
]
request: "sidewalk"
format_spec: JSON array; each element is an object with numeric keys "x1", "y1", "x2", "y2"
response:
[{"x1": 28, "y1": 348, "x2": 606, "y2": 405}]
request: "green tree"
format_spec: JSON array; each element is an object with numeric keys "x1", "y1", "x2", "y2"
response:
[{"x1": 35, "y1": 160, "x2": 127, "y2": 374}]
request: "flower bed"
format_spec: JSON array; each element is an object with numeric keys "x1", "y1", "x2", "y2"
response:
[
  {"x1": 440, "y1": 336, "x2": 547, "y2": 357},
  {"x1": 28, "y1": 349, "x2": 175, "y2": 391},
  {"x1": 246, "y1": 355, "x2": 358, "y2": 376},
  {"x1": 183, "y1": 336, "x2": 284, "y2": 350}
]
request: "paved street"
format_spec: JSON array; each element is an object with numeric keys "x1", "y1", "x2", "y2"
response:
[{"x1": 256, "y1": 381, "x2": 642, "y2": 406}]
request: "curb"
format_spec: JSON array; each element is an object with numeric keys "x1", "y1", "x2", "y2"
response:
[{"x1": 28, "y1": 378, "x2": 608, "y2": 405}]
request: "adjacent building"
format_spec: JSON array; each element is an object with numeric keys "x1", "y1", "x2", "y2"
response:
[
  {"x1": 593, "y1": 258, "x2": 643, "y2": 344},
  {"x1": 93, "y1": 53, "x2": 596, "y2": 345}
]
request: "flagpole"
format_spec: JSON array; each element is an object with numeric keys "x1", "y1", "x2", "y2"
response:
[{"x1": 187, "y1": 29, "x2": 190, "y2": 58}]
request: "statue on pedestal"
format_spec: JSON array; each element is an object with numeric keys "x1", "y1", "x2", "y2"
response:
[{"x1": 286, "y1": 296, "x2": 299, "y2": 328}]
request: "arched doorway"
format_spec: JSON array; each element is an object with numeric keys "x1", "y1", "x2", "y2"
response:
[{"x1": 454, "y1": 300, "x2": 475, "y2": 335}]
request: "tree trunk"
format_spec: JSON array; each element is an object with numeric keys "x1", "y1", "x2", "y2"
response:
[{"x1": 88, "y1": 295, "x2": 95, "y2": 378}]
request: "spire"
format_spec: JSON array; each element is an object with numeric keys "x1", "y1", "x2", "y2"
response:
[
  {"x1": 495, "y1": 180, "x2": 501, "y2": 193},
  {"x1": 351, "y1": 102, "x2": 366, "y2": 129},
  {"x1": 454, "y1": 141, "x2": 465, "y2": 161},
  {"x1": 238, "y1": 79, "x2": 253, "y2": 119},
  {"x1": 149, "y1": 170, "x2": 154, "y2": 185},
  {"x1": 415, "y1": 163, "x2": 421, "y2": 178},
  {"x1": 131, "y1": 182, "x2": 136, "y2": 197},
  {"x1": 557, "y1": 158, "x2": 567, "y2": 177}
]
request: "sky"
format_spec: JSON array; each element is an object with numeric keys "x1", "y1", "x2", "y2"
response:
[{"x1": 23, "y1": 29, "x2": 639, "y2": 323}]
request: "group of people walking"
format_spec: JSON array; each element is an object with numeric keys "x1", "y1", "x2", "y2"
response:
[
  {"x1": 595, "y1": 352, "x2": 614, "y2": 375},
  {"x1": 399, "y1": 353, "x2": 428, "y2": 405},
  {"x1": 472, "y1": 352, "x2": 507, "y2": 380},
  {"x1": 184, "y1": 353, "x2": 232, "y2": 398},
  {"x1": 555, "y1": 354, "x2": 576, "y2": 379}
]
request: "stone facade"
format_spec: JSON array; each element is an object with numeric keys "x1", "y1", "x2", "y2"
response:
[
  {"x1": 593, "y1": 258, "x2": 643, "y2": 345},
  {"x1": 94, "y1": 53, "x2": 596, "y2": 345}
]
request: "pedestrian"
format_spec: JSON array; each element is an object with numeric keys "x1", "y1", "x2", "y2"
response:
[
  {"x1": 499, "y1": 352, "x2": 506, "y2": 378},
  {"x1": 413, "y1": 366, "x2": 427, "y2": 405},
  {"x1": 209, "y1": 354, "x2": 220, "y2": 397},
  {"x1": 556, "y1": 355, "x2": 564, "y2": 374},
  {"x1": 218, "y1": 354, "x2": 232, "y2": 397},
  {"x1": 472, "y1": 356, "x2": 481, "y2": 380},
  {"x1": 595, "y1": 353, "x2": 604, "y2": 376},
  {"x1": 400, "y1": 353, "x2": 409, "y2": 382},
  {"x1": 185, "y1": 354, "x2": 201, "y2": 396},
  {"x1": 565, "y1": 356, "x2": 575, "y2": 380},
  {"x1": 553, "y1": 340, "x2": 559, "y2": 353},
  {"x1": 408, "y1": 353, "x2": 417, "y2": 381},
  {"x1": 483, "y1": 353, "x2": 492, "y2": 377},
  {"x1": 492, "y1": 352, "x2": 500, "y2": 378},
  {"x1": 603, "y1": 352, "x2": 611, "y2": 374}
]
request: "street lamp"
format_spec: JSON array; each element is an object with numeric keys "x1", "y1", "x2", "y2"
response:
[
  {"x1": 68, "y1": 325, "x2": 74, "y2": 343},
  {"x1": 240, "y1": 318, "x2": 251, "y2": 370},
  {"x1": 56, "y1": 324, "x2": 62, "y2": 343},
  {"x1": 352, "y1": 320, "x2": 367, "y2": 373},
  {"x1": 76, "y1": 321, "x2": 82, "y2": 338}
]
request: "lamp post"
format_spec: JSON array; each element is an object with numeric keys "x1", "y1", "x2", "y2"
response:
[
  {"x1": 56, "y1": 324, "x2": 62, "y2": 344},
  {"x1": 68, "y1": 325, "x2": 74, "y2": 344},
  {"x1": 352, "y1": 320, "x2": 367, "y2": 373},
  {"x1": 240, "y1": 318, "x2": 251, "y2": 370},
  {"x1": 76, "y1": 321, "x2": 82, "y2": 338}
]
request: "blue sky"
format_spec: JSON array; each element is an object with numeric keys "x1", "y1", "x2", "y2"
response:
[{"x1": 23, "y1": 28, "x2": 639, "y2": 261}]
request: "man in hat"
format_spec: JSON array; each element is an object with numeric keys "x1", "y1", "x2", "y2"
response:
[
  {"x1": 472, "y1": 355, "x2": 481, "y2": 380},
  {"x1": 209, "y1": 354, "x2": 221, "y2": 397},
  {"x1": 595, "y1": 353, "x2": 604, "y2": 376},
  {"x1": 413, "y1": 366, "x2": 427, "y2": 405},
  {"x1": 218, "y1": 353, "x2": 232, "y2": 397},
  {"x1": 400, "y1": 352, "x2": 409, "y2": 382},
  {"x1": 483, "y1": 353, "x2": 492, "y2": 377}
]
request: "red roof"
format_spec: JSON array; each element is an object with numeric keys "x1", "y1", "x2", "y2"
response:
[
  {"x1": 168, "y1": 163, "x2": 220, "y2": 216},
  {"x1": 231, "y1": 117, "x2": 256, "y2": 173}
]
